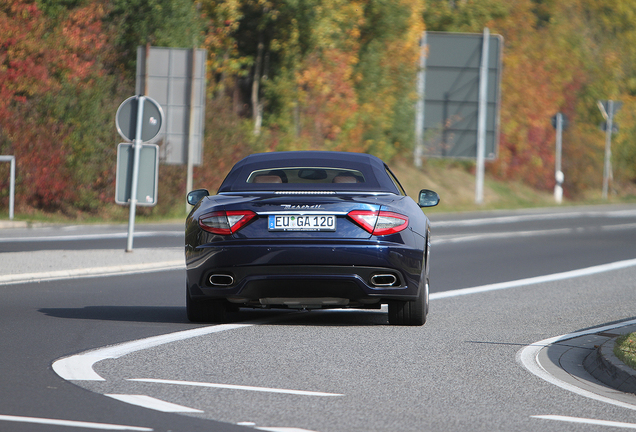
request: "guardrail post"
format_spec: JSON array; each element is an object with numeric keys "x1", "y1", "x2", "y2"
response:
[{"x1": 0, "y1": 156, "x2": 15, "y2": 220}]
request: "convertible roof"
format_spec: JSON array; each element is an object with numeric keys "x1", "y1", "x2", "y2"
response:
[{"x1": 217, "y1": 151, "x2": 400, "y2": 194}]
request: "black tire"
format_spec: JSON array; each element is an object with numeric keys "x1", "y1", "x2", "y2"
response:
[
  {"x1": 388, "y1": 286, "x2": 427, "y2": 326},
  {"x1": 388, "y1": 257, "x2": 429, "y2": 326},
  {"x1": 186, "y1": 285, "x2": 228, "y2": 323}
]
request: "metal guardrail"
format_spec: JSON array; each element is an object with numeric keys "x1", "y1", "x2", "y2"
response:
[{"x1": 0, "y1": 156, "x2": 15, "y2": 220}]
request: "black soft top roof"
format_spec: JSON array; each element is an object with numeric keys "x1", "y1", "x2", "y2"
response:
[{"x1": 217, "y1": 151, "x2": 400, "y2": 194}]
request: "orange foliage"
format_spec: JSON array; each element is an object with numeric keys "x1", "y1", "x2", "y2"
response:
[
  {"x1": 490, "y1": 0, "x2": 585, "y2": 191},
  {"x1": 296, "y1": 49, "x2": 364, "y2": 150}
]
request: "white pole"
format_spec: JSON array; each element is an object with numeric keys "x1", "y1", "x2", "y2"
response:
[
  {"x1": 414, "y1": 32, "x2": 427, "y2": 168},
  {"x1": 554, "y1": 113, "x2": 563, "y2": 204},
  {"x1": 9, "y1": 156, "x2": 14, "y2": 220},
  {"x1": 186, "y1": 48, "x2": 197, "y2": 214},
  {"x1": 126, "y1": 96, "x2": 145, "y2": 252},
  {"x1": 475, "y1": 28, "x2": 490, "y2": 205},
  {"x1": 602, "y1": 100, "x2": 614, "y2": 200}
]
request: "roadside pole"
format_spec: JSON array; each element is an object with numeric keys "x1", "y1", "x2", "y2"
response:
[
  {"x1": 602, "y1": 100, "x2": 614, "y2": 200},
  {"x1": 0, "y1": 156, "x2": 15, "y2": 220},
  {"x1": 186, "y1": 47, "x2": 197, "y2": 214},
  {"x1": 126, "y1": 96, "x2": 145, "y2": 252},
  {"x1": 414, "y1": 32, "x2": 426, "y2": 169},
  {"x1": 475, "y1": 27, "x2": 490, "y2": 205},
  {"x1": 553, "y1": 113, "x2": 565, "y2": 204}
]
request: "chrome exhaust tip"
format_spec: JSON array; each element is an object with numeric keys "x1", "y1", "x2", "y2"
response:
[
  {"x1": 209, "y1": 274, "x2": 234, "y2": 286},
  {"x1": 370, "y1": 273, "x2": 398, "y2": 287}
]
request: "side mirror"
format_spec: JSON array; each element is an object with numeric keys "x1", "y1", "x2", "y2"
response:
[
  {"x1": 418, "y1": 189, "x2": 440, "y2": 208},
  {"x1": 187, "y1": 189, "x2": 209, "y2": 206}
]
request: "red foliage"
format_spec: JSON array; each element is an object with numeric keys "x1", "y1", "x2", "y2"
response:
[{"x1": 0, "y1": 0, "x2": 109, "y2": 211}]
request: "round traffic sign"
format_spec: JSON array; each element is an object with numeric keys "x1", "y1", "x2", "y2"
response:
[{"x1": 116, "y1": 96, "x2": 164, "y2": 142}]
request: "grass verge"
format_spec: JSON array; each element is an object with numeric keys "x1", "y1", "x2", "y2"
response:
[{"x1": 614, "y1": 333, "x2": 636, "y2": 370}]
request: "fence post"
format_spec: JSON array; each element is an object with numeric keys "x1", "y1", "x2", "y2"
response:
[{"x1": 0, "y1": 156, "x2": 15, "y2": 220}]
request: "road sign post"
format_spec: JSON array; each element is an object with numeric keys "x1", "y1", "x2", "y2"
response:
[
  {"x1": 116, "y1": 95, "x2": 163, "y2": 252},
  {"x1": 551, "y1": 113, "x2": 567, "y2": 204},
  {"x1": 475, "y1": 27, "x2": 490, "y2": 205},
  {"x1": 597, "y1": 100, "x2": 621, "y2": 200}
]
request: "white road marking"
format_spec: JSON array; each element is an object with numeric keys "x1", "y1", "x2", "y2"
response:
[
  {"x1": 256, "y1": 427, "x2": 319, "y2": 432},
  {"x1": 430, "y1": 257, "x2": 636, "y2": 300},
  {"x1": 50, "y1": 255, "x2": 636, "y2": 419},
  {"x1": 105, "y1": 394, "x2": 203, "y2": 413},
  {"x1": 128, "y1": 378, "x2": 344, "y2": 397},
  {"x1": 517, "y1": 318, "x2": 636, "y2": 411},
  {"x1": 0, "y1": 414, "x2": 152, "y2": 431},
  {"x1": 602, "y1": 222, "x2": 636, "y2": 231},
  {"x1": 0, "y1": 231, "x2": 182, "y2": 242},
  {"x1": 431, "y1": 209, "x2": 636, "y2": 227},
  {"x1": 53, "y1": 324, "x2": 252, "y2": 381},
  {"x1": 0, "y1": 260, "x2": 184, "y2": 286},
  {"x1": 432, "y1": 228, "x2": 573, "y2": 245},
  {"x1": 532, "y1": 415, "x2": 636, "y2": 429}
]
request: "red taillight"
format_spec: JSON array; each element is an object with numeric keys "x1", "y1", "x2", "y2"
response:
[
  {"x1": 348, "y1": 210, "x2": 408, "y2": 236},
  {"x1": 199, "y1": 210, "x2": 257, "y2": 235}
]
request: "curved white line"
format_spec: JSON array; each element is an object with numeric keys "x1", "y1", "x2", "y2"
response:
[
  {"x1": 517, "y1": 319, "x2": 636, "y2": 411},
  {"x1": 53, "y1": 324, "x2": 251, "y2": 381},
  {"x1": 532, "y1": 415, "x2": 636, "y2": 429},
  {"x1": 0, "y1": 414, "x2": 152, "y2": 431}
]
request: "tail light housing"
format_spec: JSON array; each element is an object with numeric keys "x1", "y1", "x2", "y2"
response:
[
  {"x1": 199, "y1": 210, "x2": 257, "y2": 235},
  {"x1": 348, "y1": 210, "x2": 409, "y2": 236}
]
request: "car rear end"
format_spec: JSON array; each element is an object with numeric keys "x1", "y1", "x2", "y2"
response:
[{"x1": 186, "y1": 193, "x2": 427, "y2": 310}]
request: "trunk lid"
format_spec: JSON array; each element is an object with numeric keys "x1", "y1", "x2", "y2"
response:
[{"x1": 217, "y1": 193, "x2": 397, "y2": 240}]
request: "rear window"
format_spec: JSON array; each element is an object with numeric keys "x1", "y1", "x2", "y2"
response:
[{"x1": 246, "y1": 168, "x2": 366, "y2": 185}]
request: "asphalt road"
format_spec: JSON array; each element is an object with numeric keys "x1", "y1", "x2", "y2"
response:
[{"x1": 1, "y1": 205, "x2": 636, "y2": 431}]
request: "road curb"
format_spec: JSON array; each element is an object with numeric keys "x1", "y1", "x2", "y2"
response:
[
  {"x1": 0, "y1": 220, "x2": 28, "y2": 229},
  {"x1": 0, "y1": 260, "x2": 185, "y2": 286},
  {"x1": 583, "y1": 336, "x2": 636, "y2": 394}
]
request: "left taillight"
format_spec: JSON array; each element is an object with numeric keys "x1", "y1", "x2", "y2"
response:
[
  {"x1": 199, "y1": 210, "x2": 257, "y2": 235},
  {"x1": 348, "y1": 210, "x2": 409, "y2": 236}
]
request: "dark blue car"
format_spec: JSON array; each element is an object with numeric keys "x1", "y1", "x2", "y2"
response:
[{"x1": 185, "y1": 151, "x2": 439, "y2": 325}]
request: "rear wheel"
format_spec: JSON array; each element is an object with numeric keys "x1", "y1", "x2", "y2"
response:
[
  {"x1": 388, "y1": 270, "x2": 429, "y2": 326},
  {"x1": 186, "y1": 285, "x2": 228, "y2": 323}
]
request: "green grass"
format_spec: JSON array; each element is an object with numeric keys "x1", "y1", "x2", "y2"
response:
[{"x1": 614, "y1": 333, "x2": 636, "y2": 370}]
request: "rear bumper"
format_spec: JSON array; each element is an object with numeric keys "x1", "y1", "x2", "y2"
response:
[{"x1": 186, "y1": 241, "x2": 424, "y2": 305}]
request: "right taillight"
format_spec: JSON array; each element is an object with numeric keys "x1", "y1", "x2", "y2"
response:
[
  {"x1": 199, "y1": 210, "x2": 256, "y2": 235},
  {"x1": 348, "y1": 210, "x2": 408, "y2": 236}
]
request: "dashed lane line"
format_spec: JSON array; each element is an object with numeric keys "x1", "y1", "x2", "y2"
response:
[{"x1": 127, "y1": 378, "x2": 344, "y2": 397}]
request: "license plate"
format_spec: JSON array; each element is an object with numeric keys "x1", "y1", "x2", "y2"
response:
[{"x1": 268, "y1": 214, "x2": 336, "y2": 231}]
